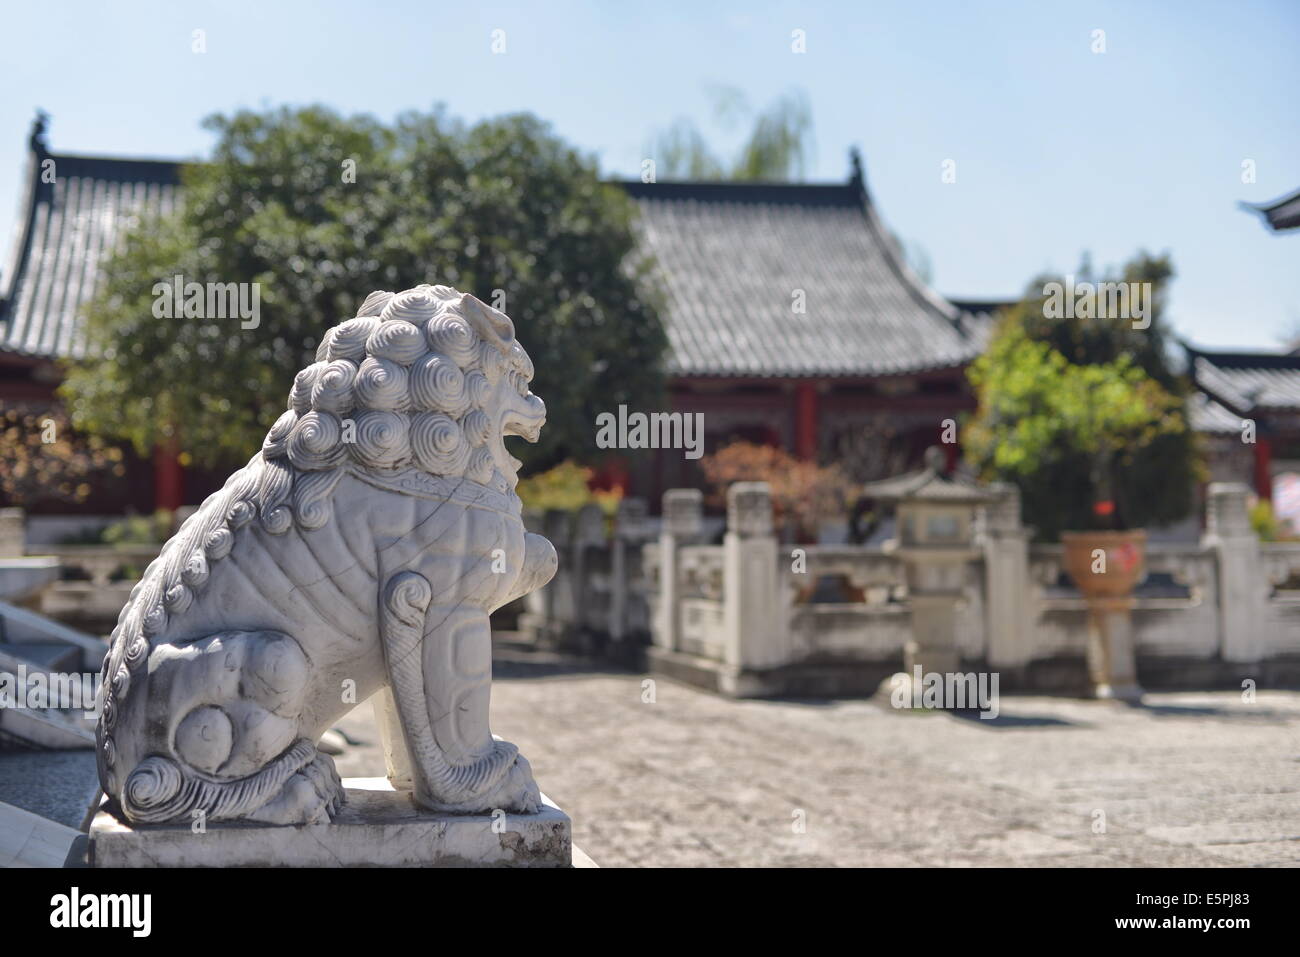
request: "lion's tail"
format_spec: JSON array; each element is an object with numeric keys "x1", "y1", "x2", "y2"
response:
[{"x1": 117, "y1": 739, "x2": 317, "y2": 824}]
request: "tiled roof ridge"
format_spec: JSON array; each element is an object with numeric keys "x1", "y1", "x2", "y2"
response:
[
  {"x1": 40, "y1": 151, "x2": 184, "y2": 182},
  {"x1": 1244, "y1": 186, "x2": 1300, "y2": 215},
  {"x1": 851, "y1": 171, "x2": 963, "y2": 328},
  {"x1": 616, "y1": 178, "x2": 862, "y2": 205},
  {"x1": 0, "y1": 119, "x2": 50, "y2": 309},
  {"x1": 1186, "y1": 343, "x2": 1300, "y2": 414},
  {"x1": 1185, "y1": 344, "x2": 1300, "y2": 370}
]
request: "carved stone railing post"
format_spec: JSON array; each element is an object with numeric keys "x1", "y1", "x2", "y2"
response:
[
  {"x1": 609, "y1": 497, "x2": 648, "y2": 641},
  {"x1": 982, "y1": 483, "x2": 1032, "y2": 669},
  {"x1": 655, "y1": 489, "x2": 702, "y2": 653},
  {"x1": 572, "y1": 504, "x2": 606, "y2": 635},
  {"x1": 1203, "y1": 482, "x2": 1266, "y2": 663},
  {"x1": 535, "y1": 508, "x2": 572, "y2": 641},
  {"x1": 722, "y1": 482, "x2": 782, "y2": 674},
  {"x1": 0, "y1": 507, "x2": 24, "y2": 558}
]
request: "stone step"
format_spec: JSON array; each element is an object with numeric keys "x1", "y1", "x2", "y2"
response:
[
  {"x1": 0, "y1": 641, "x2": 81, "y2": 673},
  {"x1": 0, "y1": 600, "x2": 107, "y2": 671},
  {"x1": 0, "y1": 749, "x2": 100, "y2": 867},
  {"x1": 0, "y1": 799, "x2": 84, "y2": 867}
]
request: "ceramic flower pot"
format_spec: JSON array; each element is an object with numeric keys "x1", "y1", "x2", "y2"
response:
[
  {"x1": 1060, "y1": 529, "x2": 1146, "y2": 600},
  {"x1": 1059, "y1": 529, "x2": 1146, "y2": 702}
]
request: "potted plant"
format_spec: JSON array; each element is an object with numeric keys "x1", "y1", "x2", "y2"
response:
[{"x1": 964, "y1": 255, "x2": 1201, "y2": 700}]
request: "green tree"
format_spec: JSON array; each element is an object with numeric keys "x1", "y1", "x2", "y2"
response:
[
  {"x1": 648, "y1": 88, "x2": 813, "y2": 181},
  {"x1": 963, "y1": 254, "x2": 1202, "y2": 541},
  {"x1": 62, "y1": 106, "x2": 668, "y2": 471},
  {"x1": 1016, "y1": 252, "x2": 1182, "y2": 392}
]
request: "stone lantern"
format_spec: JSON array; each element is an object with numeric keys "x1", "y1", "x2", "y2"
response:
[{"x1": 862, "y1": 448, "x2": 997, "y2": 679}]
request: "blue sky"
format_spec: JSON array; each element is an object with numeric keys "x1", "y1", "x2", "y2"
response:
[{"x1": 1, "y1": 0, "x2": 1296, "y2": 349}]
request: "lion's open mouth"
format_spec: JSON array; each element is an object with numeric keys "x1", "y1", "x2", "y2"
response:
[{"x1": 502, "y1": 393, "x2": 546, "y2": 444}]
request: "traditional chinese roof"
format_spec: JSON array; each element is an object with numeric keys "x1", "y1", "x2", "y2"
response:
[
  {"x1": 618, "y1": 160, "x2": 989, "y2": 378},
  {"x1": 1186, "y1": 391, "x2": 1243, "y2": 435},
  {"x1": 0, "y1": 119, "x2": 181, "y2": 360},
  {"x1": 1, "y1": 129, "x2": 986, "y2": 377},
  {"x1": 1187, "y1": 346, "x2": 1300, "y2": 414},
  {"x1": 1242, "y1": 187, "x2": 1300, "y2": 233}
]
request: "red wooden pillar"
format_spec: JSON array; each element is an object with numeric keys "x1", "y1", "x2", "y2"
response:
[
  {"x1": 795, "y1": 382, "x2": 818, "y2": 461},
  {"x1": 153, "y1": 438, "x2": 184, "y2": 513},
  {"x1": 1254, "y1": 437, "x2": 1273, "y2": 500}
]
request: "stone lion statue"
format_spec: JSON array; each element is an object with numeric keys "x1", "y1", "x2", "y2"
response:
[{"x1": 96, "y1": 285, "x2": 557, "y2": 826}]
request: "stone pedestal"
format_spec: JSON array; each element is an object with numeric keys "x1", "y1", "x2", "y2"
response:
[
  {"x1": 982, "y1": 483, "x2": 1033, "y2": 669},
  {"x1": 1060, "y1": 530, "x2": 1146, "y2": 702},
  {"x1": 1084, "y1": 600, "x2": 1143, "y2": 703},
  {"x1": 89, "y1": 778, "x2": 574, "y2": 868},
  {"x1": 904, "y1": 593, "x2": 962, "y2": 676}
]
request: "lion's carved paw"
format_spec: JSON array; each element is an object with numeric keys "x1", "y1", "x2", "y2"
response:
[
  {"x1": 246, "y1": 751, "x2": 345, "y2": 826},
  {"x1": 413, "y1": 744, "x2": 542, "y2": 815},
  {"x1": 484, "y1": 751, "x2": 542, "y2": 814}
]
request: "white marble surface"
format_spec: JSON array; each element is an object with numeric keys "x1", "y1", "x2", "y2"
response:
[
  {"x1": 90, "y1": 777, "x2": 573, "y2": 868},
  {"x1": 96, "y1": 285, "x2": 558, "y2": 827}
]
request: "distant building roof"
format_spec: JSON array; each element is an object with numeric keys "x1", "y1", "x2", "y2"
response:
[
  {"x1": 0, "y1": 124, "x2": 988, "y2": 379},
  {"x1": 1187, "y1": 346, "x2": 1300, "y2": 414},
  {"x1": 618, "y1": 166, "x2": 989, "y2": 378},
  {"x1": 0, "y1": 118, "x2": 181, "y2": 360},
  {"x1": 946, "y1": 297, "x2": 1015, "y2": 317},
  {"x1": 1186, "y1": 391, "x2": 1243, "y2": 435},
  {"x1": 1242, "y1": 187, "x2": 1300, "y2": 233}
]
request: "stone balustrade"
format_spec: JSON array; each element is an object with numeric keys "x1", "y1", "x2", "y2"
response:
[
  {"x1": 37, "y1": 545, "x2": 163, "y2": 634},
  {"x1": 16, "y1": 480, "x2": 1299, "y2": 694},
  {"x1": 0, "y1": 520, "x2": 163, "y2": 633},
  {"x1": 518, "y1": 498, "x2": 657, "y2": 659},
  {"x1": 520, "y1": 481, "x2": 1300, "y2": 697}
]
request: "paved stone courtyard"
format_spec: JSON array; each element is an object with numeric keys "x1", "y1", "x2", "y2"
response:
[{"x1": 334, "y1": 647, "x2": 1300, "y2": 867}]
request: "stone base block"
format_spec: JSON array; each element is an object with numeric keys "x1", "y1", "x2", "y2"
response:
[{"x1": 89, "y1": 777, "x2": 572, "y2": 868}]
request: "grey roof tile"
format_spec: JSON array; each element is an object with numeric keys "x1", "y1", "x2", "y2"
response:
[
  {"x1": 1190, "y1": 349, "x2": 1300, "y2": 413},
  {"x1": 1187, "y1": 391, "x2": 1243, "y2": 434},
  {"x1": 0, "y1": 151, "x2": 181, "y2": 360},
  {"x1": 620, "y1": 180, "x2": 983, "y2": 378}
]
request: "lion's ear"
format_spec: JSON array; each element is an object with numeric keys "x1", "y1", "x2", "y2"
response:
[{"x1": 459, "y1": 294, "x2": 514, "y2": 355}]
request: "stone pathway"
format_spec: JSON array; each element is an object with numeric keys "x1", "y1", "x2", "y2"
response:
[{"x1": 334, "y1": 648, "x2": 1300, "y2": 867}]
